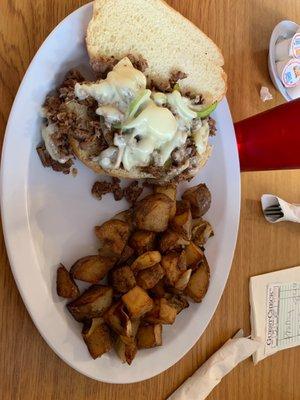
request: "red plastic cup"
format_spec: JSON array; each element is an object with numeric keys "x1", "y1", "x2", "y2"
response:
[{"x1": 234, "y1": 98, "x2": 300, "y2": 171}]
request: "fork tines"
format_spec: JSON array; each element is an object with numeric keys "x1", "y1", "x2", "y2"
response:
[{"x1": 264, "y1": 204, "x2": 284, "y2": 218}]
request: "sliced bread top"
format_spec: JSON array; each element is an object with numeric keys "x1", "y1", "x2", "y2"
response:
[{"x1": 87, "y1": 0, "x2": 227, "y2": 105}]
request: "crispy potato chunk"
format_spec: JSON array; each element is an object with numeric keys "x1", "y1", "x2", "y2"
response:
[
  {"x1": 70, "y1": 255, "x2": 115, "y2": 283},
  {"x1": 56, "y1": 264, "x2": 79, "y2": 299},
  {"x1": 161, "y1": 252, "x2": 181, "y2": 286},
  {"x1": 182, "y1": 184, "x2": 211, "y2": 218},
  {"x1": 114, "y1": 209, "x2": 133, "y2": 228},
  {"x1": 178, "y1": 250, "x2": 187, "y2": 271},
  {"x1": 153, "y1": 184, "x2": 177, "y2": 218},
  {"x1": 159, "y1": 230, "x2": 190, "y2": 253},
  {"x1": 119, "y1": 318, "x2": 140, "y2": 345},
  {"x1": 164, "y1": 294, "x2": 189, "y2": 314},
  {"x1": 114, "y1": 337, "x2": 137, "y2": 365},
  {"x1": 129, "y1": 230, "x2": 156, "y2": 255},
  {"x1": 131, "y1": 251, "x2": 161, "y2": 273},
  {"x1": 145, "y1": 298, "x2": 177, "y2": 324},
  {"x1": 111, "y1": 266, "x2": 136, "y2": 294},
  {"x1": 122, "y1": 286, "x2": 153, "y2": 319},
  {"x1": 67, "y1": 285, "x2": 113, "y2": 322},
  {"x1": 104, "y1": 301, "x2": 132, "y2": 337},
  {"x1": 117, "y1": 245, "x2": 135, "y2": 266},
  {"x1": 136, "y1": 263, "x2": 165, "y2": 290},
  {"x1": 170, "y1": 201, "x2": 192, "y2": 240},
  {"x1": 185, "y1": 257, "x2": 210, "y2": 302},
  {"x1": 175, "y1": 269, "x2": 192, "y2": 291},
  {"x1": 82, "y1": 318, "x2": 112, "y2": 359},
  {"x1": 192, "y1": 219, "x2": 214, "y2": 246},
  {"x1": 134, "y1": 193, "x2": 172, "y2": 232},
  {"x1": 137, "y1": 324, "x2": 162, "y2": 349},
  {"x1": 95, "y1": 219, "x2": 131, "y2": 256},
  {"x1": 150, "y1": 279, "x2": 166, "y2": 298},
  {"x1": 185, "y1": 242, "x2": 204, "y2": 268}
]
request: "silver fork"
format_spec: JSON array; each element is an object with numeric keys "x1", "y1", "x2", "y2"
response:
[{"x1": 263, "y1": 203, "x2": 284, "y2": 220}]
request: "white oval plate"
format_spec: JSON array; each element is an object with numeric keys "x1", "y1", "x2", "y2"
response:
[
  {"x1": 268, "y1": 20, "x2": 300, "y2": 101},
  {"x1": 0, "y1": 3, "x2": 240, "y2": 383}
]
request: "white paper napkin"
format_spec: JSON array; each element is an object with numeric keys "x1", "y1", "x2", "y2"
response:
[
  {"x1": 167, "y1": 331, "x2": 260, "y2": 400},
  {"x1": 261, "y1": 194, "x2": 300, "y2": 223}
]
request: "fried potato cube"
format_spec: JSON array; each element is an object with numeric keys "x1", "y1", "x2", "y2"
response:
[
  {"x1": 136, "y1": 263, "x2": 165, "y2": 290},
  {"x1": 95, "y1": 219, "x2": 131, "y2": 256},
  {"x1": 111, "y1": 266, "x2": 136, "y2": 294},
  {"x1": 70, "y1": 255, "x2": 115, "y2": 283},
  {"x1": 174, "y1": 269, "x2": 192, "y2": 291},
  {"x1": 131, "y1": 251, "x2": 161, "y2": 273},
  {"x1": 178, "y1": 250, "x2": 187, "y2": 271},
  {"x1": 170, "y1": 201, "x2": 192, "y2": 240},
  {"x1": 117, "y1": 245, "x2": 135, "y2": 266},
  {"x1": 82, "y1": 318, "x2": 112, "y2": 359},
  {"x1": 104, "y1": 301, "x2": 132, "y2": 337},
  {"x1": 182, "y1": 183, "x2": 211, "y2": 218},
  {"x1": 159, "y1": 230, "x2": 190, "y2": 253},
  {"x1": 153, "y1": 183, "x2": 177, "y2": 218},
  {"x1": 161, "y1": 252, "x2": 181, "y2": 286},
  {"x1": 67, "y1": 285, "x2": 113, "y2": 322},
  {"x1": 164, "y1": 294, "x2": 189, "y2": 314},
  {"x1": 192, "y1": 219, "x2": 214, "y2": 246},
  {"x1": 185, "y1": 257, "x2": 210, "y2": 302},
  {"x1": 129, "y1": 230, "x2": 156, "y2": 255},
  {"x1": 122, "y1": 286, "x2": 153, "y2": 319},
  {"x1": 137, "y1": 324, "x2": 162, "y2": 349},
  {"x1": 119, "y1": 319, "x2": 140, "y2": 345},
  {"x1": 56, "y1": 264, "x2": 79, "y2": 299},
  {"x1": 150, "y1": 279, "x2": 166, "y2": 298},
  {"x1": 144, "y1": 298, "x2": 177, "y2": 325},
  {"x1": 113, "y1": 209, "x2": 133, "y2": 230},
  {"x1": 185, "y1": 242, "x2": 204, "y2": 268},
  {"x1": 114, "y1": 337, "x2": 137, "y2": 365},
  {"x1": 134, "y1": 193, "x2": 172, "y2": 232}
]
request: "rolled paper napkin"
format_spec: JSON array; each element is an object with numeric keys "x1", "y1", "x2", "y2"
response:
[
  {"x1": 261, "y1": 194, "x2": 300, "y2": 223},
  {"x1": 167, "y1": 330, "x2": 260, "y2": 400}
]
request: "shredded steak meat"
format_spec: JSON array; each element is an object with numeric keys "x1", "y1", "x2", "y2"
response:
[
  {"x1": 92, "y1": 178, "x2": 124, "y2": 201},
  {"x1": 90, "y1": 54, "x2": 148, "y2": 77},
  {"x1": 90, "y1": 56, "x2": 118, "y2": 77},
  {"x1": 92, "y1": 181, "x2": 114, "y2": 200},
  {"x1": 169, "y1": 70, "x2": 188, "y2": 88},
  {"x1": 127, "y1": 54, "x2": 149, "y2": 73},
  {"x1": 150, "y1": 70, "x2": 188, "y2": 93},
  {"x1": 191, "y1": 94, "x2": 204, "y2": 105},
  {"x1": 123, "y1": 181, "x2": 143, "y2": 204},
  {"x1": 171, "y1": 137, "x2": 197, "y2": 167},
  {"x1": 208, "y1": 117, "x2": 217, "y2": 136},
  {"x1": 111, "y1": 178, "x2": 124, "y2": 201},
  {"x1": 36, "y1": 145, "x2": 73, "y2": 174},
  {"x1": 91, "y1": 178, "x2": 143, "y2": 204}
]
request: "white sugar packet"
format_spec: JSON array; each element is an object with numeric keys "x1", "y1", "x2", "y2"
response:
[
  {"x1": 167, "y1": 330, "x2": 260, "y2": 400},
  {"x1": 261, "y1": 194, "x2": 300, "y2": 223}
]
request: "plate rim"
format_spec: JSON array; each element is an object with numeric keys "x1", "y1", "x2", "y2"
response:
[{"x1": 0, "y1": 2, "x2": 241, "y2": 383}]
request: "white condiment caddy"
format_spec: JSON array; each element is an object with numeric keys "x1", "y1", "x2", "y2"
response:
[{"x1": 268, "y1": 20, "x2": 300, "y2": 100}]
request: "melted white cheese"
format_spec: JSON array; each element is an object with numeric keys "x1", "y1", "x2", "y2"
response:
[
  {"x1": 75, "y1": 58, "x2": 146, "y2": 112},
  {"x1": 73, "y1": 58, "x2": 210, "y2": 171}
]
